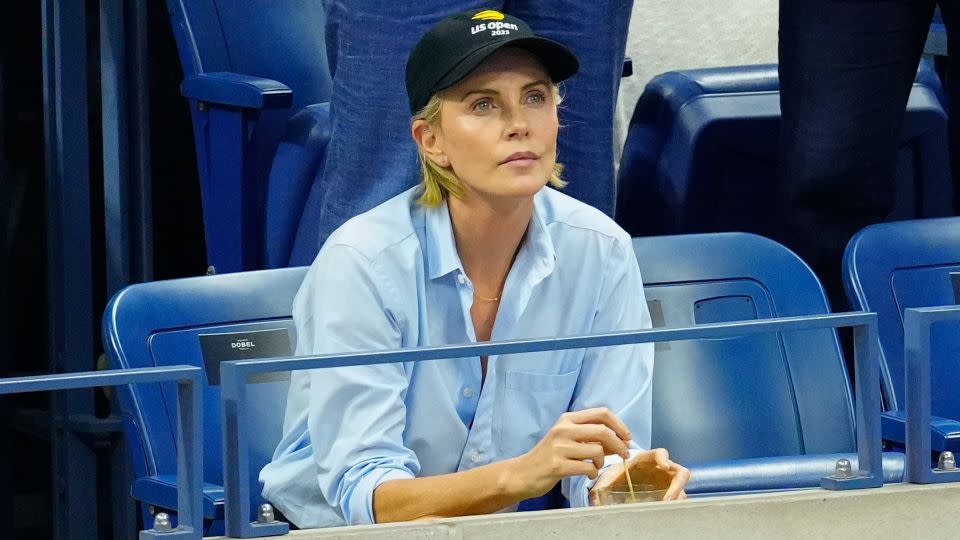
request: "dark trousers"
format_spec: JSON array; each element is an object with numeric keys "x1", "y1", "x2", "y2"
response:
[{"x1": 778, "y1": 0, "x2": 958, "y2": 304}]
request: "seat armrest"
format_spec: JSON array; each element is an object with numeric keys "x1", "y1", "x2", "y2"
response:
[
  {"x1": 882, "y1": 410, "x2": 907, "y2": 445},
  {"x1": 686, "y1": 452, "x2": 905, "y2": 494},
  {"x1": 929, "y1": 416, "x2": 960, "y2": 449},
  {"x1": 882, "y1": 410, "x2": 960, "y2": 452},
  {"x1": 181, "y1": 72, "x2": 293, "y2": 110},
  {"x1": 131, "y1": 475, "x2": 225, "y2": 520}
]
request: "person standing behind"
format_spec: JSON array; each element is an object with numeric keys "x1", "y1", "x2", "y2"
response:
[
  {"x1": 777, "y1": 0, "x2": 957, "y2": 302},
  {"x1": 778, "y1": 0, "x2": 960, "y2": 301}
]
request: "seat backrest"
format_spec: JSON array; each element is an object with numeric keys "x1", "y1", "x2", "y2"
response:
[
  {"x1": 168, "y1": 0, "x2": 331, "y2": 111},
  {"x1": 616, "y1": 62, "x2": 951, "y2": 238},
  {"x1": 166, "y1": 0, "x2": 332, "y2": 269},
  {"x1": 633, "y1": 233, "x2": 856, "y2": 464},
  {"x1": 843, "y1": 217, "x2": 960, "y2": 416},
  {"x1": 102, "y1": 266, "x2": 308, "y2": 519},
  {"x1": 167, "y1": 0, "x2": 332, "y2": 167}
]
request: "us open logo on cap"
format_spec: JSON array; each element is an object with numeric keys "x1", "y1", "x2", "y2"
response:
[{"x1": 470, "y1": 9, "x2": 518, "y2": 36}]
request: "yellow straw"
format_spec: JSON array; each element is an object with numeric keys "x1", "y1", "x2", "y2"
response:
[{"x1": 624, "y1": 459, "x2": 638, "y2": 503}]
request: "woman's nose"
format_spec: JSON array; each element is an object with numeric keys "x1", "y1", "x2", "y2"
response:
[{"x1": 504, "y1": 108, "x2": 530, "y2": 139}]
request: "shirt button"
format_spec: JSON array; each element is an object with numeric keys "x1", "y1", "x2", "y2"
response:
[
  {"x1": 457, "y1": 273, "x2": 466, "y2": 285},
  {"x1": 462, "y1": 387, "x2": 474, "y2": 399},
  {"x1": 470, "y1": 451, "x2": 481, "y2": 463}
]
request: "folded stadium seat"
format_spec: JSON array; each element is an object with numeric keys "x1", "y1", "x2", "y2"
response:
[
  {"x1": 844, "y1": 217, "x2": 960, "y2": 454},
  {"x1": 634, "y1": 232, "x2": 904, "y2": 493},
  {"x1": 102, "y1": 267, "x2": 307, "y2": 535},
  {"x1": 615, "y1": 61, "x2": 951, "y2": 242},
  {"x1": 167, "y1": 0, "x2": 332, "y2": 273}
]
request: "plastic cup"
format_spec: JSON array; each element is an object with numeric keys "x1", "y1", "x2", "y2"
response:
[{"x1": 596, "y1": 483, "x2": 668, "y2": 505}]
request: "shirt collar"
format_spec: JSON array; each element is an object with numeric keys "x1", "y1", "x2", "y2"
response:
[
  {"x1": 488, "y1": 192, "x2": 557, "y2": 340},
  {"x1": 522, "y1": 192, "x2": 557, "y2": 283},
  {"x1": 425, "y1": 198, "x2": 465, "y2": 280}
]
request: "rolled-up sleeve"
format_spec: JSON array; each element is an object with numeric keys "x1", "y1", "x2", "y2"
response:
[
  {"x1": 294, "y1": 243, "x2": 420, "y2": 525},
  {"x1": 562, "y1": 234, "x2": 654, "y2": 507},
  {"x1": 342, "y1": 467, "x2": 414, "y2": 525}
]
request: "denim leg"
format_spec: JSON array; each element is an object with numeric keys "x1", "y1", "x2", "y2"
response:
[
  {"x1": 507, "y1": 0, "x2": 634, "y2": 216},
  {"x1": 777, "y1": 0, "x2": 936, "y2": 301},
  {"x1": 292, "y1": 0, "x2": 497, "y2": 264}
]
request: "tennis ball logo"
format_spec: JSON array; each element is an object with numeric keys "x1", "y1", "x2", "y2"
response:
[{"x1": 472, "y1": 10, "x2": 505, "y2": 21}]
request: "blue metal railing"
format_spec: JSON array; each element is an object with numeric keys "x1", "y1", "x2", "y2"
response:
[
  {"x1": 219, "y1": 312, "x2": 883, "y2": 538},
  {"x1": 0, "y1": 366, "x2": 203, "y2": 540},
  {"x1": 904, "y1": 306, "x2": 960, "y2": 483}
]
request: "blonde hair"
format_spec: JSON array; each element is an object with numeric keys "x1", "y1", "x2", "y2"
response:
[{"x1": 413, "y1": 85, "x2": 566, "y2": 207}]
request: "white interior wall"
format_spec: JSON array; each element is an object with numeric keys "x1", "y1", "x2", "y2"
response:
[{"x1": 615, "y1": 0, "x2": 780, "y2": 167}]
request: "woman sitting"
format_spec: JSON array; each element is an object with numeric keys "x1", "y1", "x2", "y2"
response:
[{"x1": 260, "y1": 10, "x2": 688, "y2": 529}]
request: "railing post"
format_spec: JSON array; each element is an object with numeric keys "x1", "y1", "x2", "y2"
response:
[
  {"x1": 0, "y1": 366, "x2": 203, "y2": 540},
  {"x1": 821, "y1": 318, "x2": 883, "y2": 489},
  {"x1": 222, "y1": 367, "x2": 289, "y2": 537},
  {"x1": 904, "y1": 306, "x2": 960, "y2": 484}
]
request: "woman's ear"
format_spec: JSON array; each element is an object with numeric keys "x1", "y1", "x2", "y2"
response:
[{"x1": 412, "y1": 120, "x2": 449, "y2": 167}]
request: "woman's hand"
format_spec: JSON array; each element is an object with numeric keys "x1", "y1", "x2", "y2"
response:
[
  {"x1": 511, "y1": 408, "x2": 632, "y2": 500},
  {"x1": 588, "y1": 448, "x2": 689, "y2": 505}
]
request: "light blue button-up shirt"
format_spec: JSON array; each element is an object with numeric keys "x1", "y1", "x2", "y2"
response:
[{"x1": 260, "y1": 186, "x2": 653, "y2": 528}]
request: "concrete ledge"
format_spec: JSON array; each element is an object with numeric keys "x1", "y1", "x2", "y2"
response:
[{"x1": 208, "y1": 483, "x2": 960, "y2": 539}]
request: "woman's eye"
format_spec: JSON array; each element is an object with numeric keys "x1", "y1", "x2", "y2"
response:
[
  {"x1": 525, "y1": 91, "x2": 546, "y2": 105},
  {"x1": 472, "y1": 99, "x2": 493, "y2": 112}
]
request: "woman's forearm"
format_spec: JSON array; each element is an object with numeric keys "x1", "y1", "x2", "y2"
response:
[
  {"x1": 372, "y1": 407, "x2": 634, "y2": 522},
  {"x1": 372, "y1": 455, "x2": 535, "y2": 523}
]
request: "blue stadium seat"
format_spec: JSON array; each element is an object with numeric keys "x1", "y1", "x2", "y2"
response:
[
  {"x1": 102, "y1": 266, "x2": 307, "y2": 534},
  {"x1": 636, "y1": 232, "x2": 853, "y2": 461},
  {"x1": 636, "y1": 232, "x2": 905, "y2": 490},
  {"x1": 843, "y1": 217, "x2": 960, "y2": 453},
  {"x1": 615, "y1": 62, "x2": 951, "y2": 240},
  {"x1": 166, "y1": 0, "x2": 332, "y2": 273}
]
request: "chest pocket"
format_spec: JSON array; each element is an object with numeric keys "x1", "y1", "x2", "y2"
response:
[{"x1": 497, "y1": 368, "x2": 580, "y2": 457}]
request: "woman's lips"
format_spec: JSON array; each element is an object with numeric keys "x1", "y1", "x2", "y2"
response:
[
  {"x1": 500, "y1": 152, "x2": 539, "y2": 167},
  {"x1": 502, "y1": 157, "x2": 537, "y2": 167}
]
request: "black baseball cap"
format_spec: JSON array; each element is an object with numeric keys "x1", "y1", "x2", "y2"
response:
[{"x1": 405, "y1": 9, "x2": 579, "y2": 114}]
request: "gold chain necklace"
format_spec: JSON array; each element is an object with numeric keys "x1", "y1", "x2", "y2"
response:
[{"x1": 473, "y1": 290, "x2": 501, "y2": 302}]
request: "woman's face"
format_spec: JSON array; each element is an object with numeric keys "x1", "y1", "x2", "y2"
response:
[{"x1": 432, "y1": 47, "x2": 559, "y2": 203}]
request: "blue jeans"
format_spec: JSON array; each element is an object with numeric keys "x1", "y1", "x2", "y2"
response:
[
  {"x1": 291, "y1": 1, "x2": 633, "y2": 264},
  {"x1": 778, "y1": 0, "x2": 958, "y2": 300}
]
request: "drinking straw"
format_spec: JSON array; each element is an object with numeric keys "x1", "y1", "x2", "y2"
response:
[{"x1": 624, "y1": 459, "x2": 637, "y2": 503}]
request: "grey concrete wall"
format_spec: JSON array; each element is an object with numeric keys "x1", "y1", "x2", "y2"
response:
[{"x1": 208, "y1": 483, "x2": 960, "y2": 539}]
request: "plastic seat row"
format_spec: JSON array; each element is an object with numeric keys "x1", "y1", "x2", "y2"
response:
[
  {"x1": 615, "y1": 61, "x2": 951, "y2": 240},
  {"x1": 101, "y1": 221, "x2": 960, "y2": 534}
]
